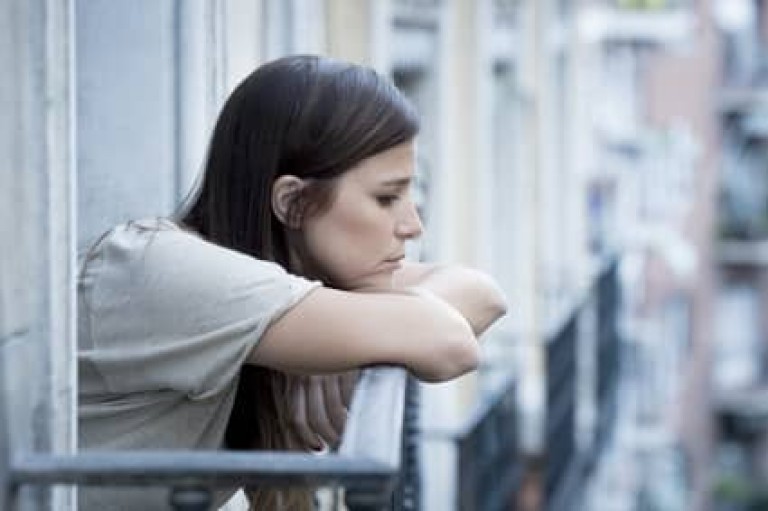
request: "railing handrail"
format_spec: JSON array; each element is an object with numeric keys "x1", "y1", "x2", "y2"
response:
[
  {"x1": 10, "y1": 451, "x2": 392, "y2": 488},
  {"x1": 340, "y1": 366, "x2": 407, "y2": 467},
  {"x1": 4, "y1": 366, "x2": 409, "y2": 509}
]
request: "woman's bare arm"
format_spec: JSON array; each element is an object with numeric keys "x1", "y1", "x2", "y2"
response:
[
  {"x1": 248, "y1": 286, "x2": 479, "y2": 382},
  {"x1": 393, "y1": 263, "x2": 508, "y2": 336},
  {"x1": 251, "y1": 265, "x2": 506, "y2": 447}
]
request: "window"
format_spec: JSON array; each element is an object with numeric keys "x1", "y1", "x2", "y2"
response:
[{"x1": 715, "y1": 281, "x2": 762, "y2": 391}]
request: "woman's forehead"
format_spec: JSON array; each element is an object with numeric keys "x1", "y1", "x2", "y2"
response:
[{"x1": 345, "y1": 142, "x2": 415, "y2": 183}]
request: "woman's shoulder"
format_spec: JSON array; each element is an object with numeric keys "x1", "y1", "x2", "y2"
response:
[
  {"x1": 80, "y1": 217, "x2": 249, "y2": 272},
  {"x1": 78, "y1": 217, "x2": 184, "y2": 264},
  {"x1": 79, "y1": 216, "x2": 314, "y2": 301}
]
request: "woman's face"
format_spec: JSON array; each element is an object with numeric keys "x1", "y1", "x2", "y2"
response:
[{"x1": 295, "y1": 140, "x2": 423, "y2": 291}]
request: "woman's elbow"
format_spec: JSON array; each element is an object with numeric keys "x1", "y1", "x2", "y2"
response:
[
  {"x1": 488, "y1": 287, "x2": 508, "y2": 322},
  {"x1": 473, "y1": 278, "x2": 509, "y2": 336},
  {"x1": 425, "y1": 341, "x2": 479, "y2": 383},
  {"x1": 420, "y1": 326, "x2": 480, "y2": 383},
  {"x1": 452, "y1": 336, "x2": 481, "y2": 378},
  {"x1": 483, "y1": 273, "x2": 509, "y2": 317}
]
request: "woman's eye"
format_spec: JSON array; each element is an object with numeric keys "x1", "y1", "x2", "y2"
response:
[{"x1": 376, "y1": 195, "x2": 399, "y2": 207}]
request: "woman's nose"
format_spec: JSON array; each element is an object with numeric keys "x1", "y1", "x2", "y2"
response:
[{"x1": 396, "y1": 202, "x2": 423, "y2": 240}]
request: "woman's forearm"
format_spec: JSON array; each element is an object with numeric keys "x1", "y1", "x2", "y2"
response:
[{"x1": 393, "y1": 263, "x2": 508, "y2": 336}]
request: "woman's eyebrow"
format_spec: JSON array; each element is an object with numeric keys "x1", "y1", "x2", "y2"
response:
[{"x1": 379, "y1": 177, "x2": 412, "y2": 188}]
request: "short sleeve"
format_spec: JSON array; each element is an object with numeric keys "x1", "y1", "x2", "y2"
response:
[{"x1": 79, "y1": 220, "x2": 320, "y2": 400}]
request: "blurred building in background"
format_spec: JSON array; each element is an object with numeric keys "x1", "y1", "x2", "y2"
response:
[
  {"x1": 5, "y1": 0, "x2": 768, "y2": 510},
  {"x1": 710, "y1": 0, "x2": 768, "y2": 510}
]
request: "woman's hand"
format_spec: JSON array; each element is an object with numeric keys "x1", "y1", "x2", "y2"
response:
[{"x1": 289, "y1": 371, "x2": 359, "y2": 451}]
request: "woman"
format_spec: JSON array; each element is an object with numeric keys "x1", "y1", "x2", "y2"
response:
[{"x1": 78, "y1": 55, "x2": 507, "y2": 510}]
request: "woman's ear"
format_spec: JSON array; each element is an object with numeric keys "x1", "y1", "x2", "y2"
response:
[{"x1": 272, "y1": 175, "x2": 306, "y2": 228}]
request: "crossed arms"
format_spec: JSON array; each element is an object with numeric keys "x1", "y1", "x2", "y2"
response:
[{"x1": 246, "y1": 262, "x2": 508, "y2": 449}]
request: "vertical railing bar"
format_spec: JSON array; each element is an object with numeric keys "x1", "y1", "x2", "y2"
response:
[
  {"x1": 0, "y1": 385, "x2": 7, "y2": 510},
  {"x1": 546, "y1": 269, "x2": 605, "y2": 511},
  {"x1": 396, "y1": 375, "x2": 420, "y2": 511}
]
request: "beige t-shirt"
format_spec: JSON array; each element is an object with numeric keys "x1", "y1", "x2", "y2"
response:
[{"x1": 77, "y1": 218, "x2": 320, "y2": 509}]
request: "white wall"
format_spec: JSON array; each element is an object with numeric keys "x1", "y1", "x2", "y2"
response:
[{"x1": 76, "y1": 0, "x2": 186, "y2": 246}]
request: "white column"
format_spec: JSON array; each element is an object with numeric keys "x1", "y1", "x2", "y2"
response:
[
  {"x1": 223, "y1": 0, "x2": 263, "y2": 87},
  {"x1": 514, "y1": 0, "x2": 547, "y2": 454},
  {"x1": 1, "y1": 0, "x2": 76, "y2": 508},
  {"x1": 440, "y1": 0, "x2": 493, "y2": 266},
  {"x1": 326, "y1": 0, "x2": 389, "y2": 67},
  {"x1": 46, "y1": 1, "x2": 78, "y2": 508},
  {"x1": 292, "y1": 0, "x2": 328, "y2": 56}
]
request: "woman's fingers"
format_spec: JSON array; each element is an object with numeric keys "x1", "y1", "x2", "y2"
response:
[
  {"x1": 340, "y1": 369, "x2": 360, "y2": 407},
  {"x1": 322, "y1": 375, "x2": 348, "y2": 440},
  {"x1": 289, "y1": 377, "x2": 323, "y2": 450},
  {"x1": 287, "y1": 372, "x2": 360, "y2": 451},
  {"x1": 305, "y1": 376, "x2": 340, "y2": 447}
]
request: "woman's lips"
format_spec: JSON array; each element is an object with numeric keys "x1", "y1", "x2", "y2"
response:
[{"x1": 381, "y1": 255, "x2": 405, "y2": 270}]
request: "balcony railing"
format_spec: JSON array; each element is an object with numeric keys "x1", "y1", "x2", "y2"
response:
[
  {"x1": 449, "y1": 259, "x2": 621, "y2": 511},
  {"x1": 2, "y1": 367, "x2": 415, "y2": 511},
  {"x1": 545, "y1": 259, "x2": 621, "y2": 511},
  {"x1": 593, "y1": 261, "x2": 621, "y2": 463},
  {"x1": 455, "y1": 373, "x2": 522, "y2": 511},
  {"x1": 545, "y1": 307, "x2": 580, "y2": 511}
]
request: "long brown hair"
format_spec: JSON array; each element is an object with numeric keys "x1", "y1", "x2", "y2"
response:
[{"x1": 178, "y1": 55, "x2": 419, "y2": 509}]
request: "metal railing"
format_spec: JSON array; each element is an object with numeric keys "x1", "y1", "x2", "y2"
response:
[
  {"x1": 391, "y1": 376, "x2": 421, "y2": 511},
  {"x1": 545, "y1": 259, "x2": 621, "y2": 511},
  {"x1": 545, "y1": 309, "x2": 580, "y2": 511},
  {"x1": 455, "y1": 373, "x2": 522, "y2": 511},
  {"x1": 593, "y1": 261, "x2": 620, "y2": 463},
  {"x1": 2, "y1": 367, "x2": 416, "y2": 511},
  {"x1": 452, "y1": 260, "x2": 620, "y2": 511}
]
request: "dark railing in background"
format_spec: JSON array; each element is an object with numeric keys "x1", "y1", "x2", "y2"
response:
[
  {"x1": 455, "y1": 373, "x2": 522, "y2": 511},
  {"x1": 453, "y1": 258, "x2": 621, "y2": 511},
  {"x1": 545, "y1": 259, "x2": 621, "y2": 511},
  {"x1": 545, "y1": 311, "x2": 580, "y2": 511},
  {"x1": 2, "y1": 367, "x2": 416, "y2": 511},
  {"x1": 592, "y1": 261, "x2": 621, "y2": 463}
]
